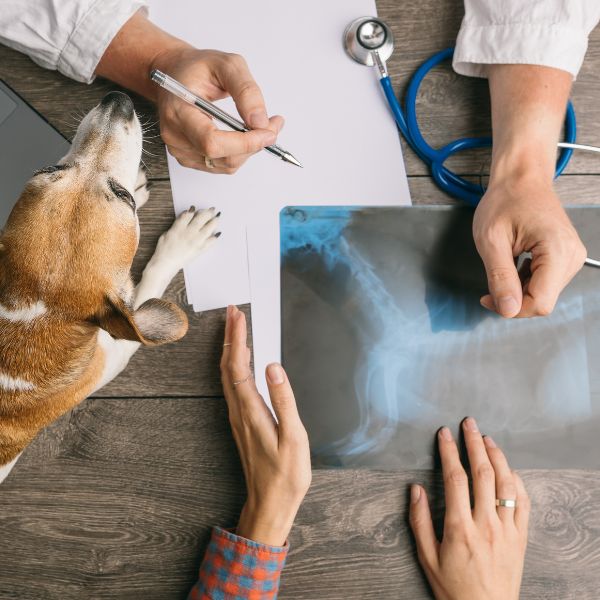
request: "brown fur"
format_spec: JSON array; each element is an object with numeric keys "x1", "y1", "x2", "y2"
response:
[{"x1": 0, "y1": 95, "x2": 188, "y2": 468}]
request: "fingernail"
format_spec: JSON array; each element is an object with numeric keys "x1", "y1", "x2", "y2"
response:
[
  {"x1": 189, "y1": 205, "x2": 196, "y2": 212},
  {"x1": 464, "y1": 417, "x2": 478, "y2": 432},
  {"x1": 215, "y1": 211, "x2": 221, "y2": 218},
  {"x1": 266, "y1": 363, "x2": 285, "y2": 385},
  {"x1": 480, "y1": 296, "x2": 494, "y2": 311},
  {"x1": 209, "y1": 206, "x2": 216, "y2": 211},
  {"x1": 498, "y1": 296, "x2": 518, "y2": 316},
  {"x1": 214, "y1": 231, "x2": 222, "y2": 238},
  {"x1": 439, "y1": 427, "x2": 452, "y2": 441},
  {"x1": 248, "y1": 111, "x2": 269, "y2": 129},
  {"x1": 484, "y1": 435, "x2": 497, "y2": 448},
  {"x1": 226, "y1": 305, "x2": 232, "y2": 319},
  {"x1": 410, "y1": 484, "x2": 421, "y2": 504}
]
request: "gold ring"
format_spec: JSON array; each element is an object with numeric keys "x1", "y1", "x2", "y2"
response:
[
  {"x1": 496, "y1": 498, "x2": 517, "y2": 508},
  {"x1": 205, "y1": 156, "x2": 215, "y2": 169},
  {"x1": 233, "y1": 374, "x2": 252, "y2": 387},
  {"x1": 223, "y1": 342, "x2": 232, "y2": 347}
]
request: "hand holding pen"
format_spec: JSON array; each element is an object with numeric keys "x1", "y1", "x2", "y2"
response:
[{"x1": 150, "y1": 46, "x2": 287, "y2": 173}]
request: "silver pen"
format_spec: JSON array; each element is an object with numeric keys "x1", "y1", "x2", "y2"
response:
[{"x1": 150, "y1": 69, "x2": 302, "y2": 168}]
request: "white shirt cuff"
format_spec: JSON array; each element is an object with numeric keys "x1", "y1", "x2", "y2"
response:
[
  {"x1": 57, "y1": 0, "x2": 148, "y2": 84},
  {"x1": 453, "y1": 23, "x2": 589, "y2": 81}
]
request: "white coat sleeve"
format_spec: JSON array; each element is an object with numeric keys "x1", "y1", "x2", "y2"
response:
[
  {"x1": 0, "y1": 0, "x2": 148, "y2": 84},
  {"x1": 453, "y1": 1, "x2": 600, "y2": 80}
]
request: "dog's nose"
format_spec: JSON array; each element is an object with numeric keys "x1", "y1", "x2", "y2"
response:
[{"x1": 100, "y1": 91, "x2": 134, "y2": 119}]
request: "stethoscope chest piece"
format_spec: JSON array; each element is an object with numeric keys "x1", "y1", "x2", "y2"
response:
[{"x1": 344, "y1": 16, "x2": 394, "y2": 67}]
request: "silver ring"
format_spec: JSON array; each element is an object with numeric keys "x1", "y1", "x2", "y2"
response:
[
  {"x1": 223, "y1": 342, "x2": 232, "y2": 347},
  {"x1": 205, "y1": 156, "x2": 215, "y2": 169},
  {"x1": 232, "y1": 373, "x2": 251, "y2": 387},
  {"x1": 496, "y1": 498, "x2": 517, "y2": 508}
]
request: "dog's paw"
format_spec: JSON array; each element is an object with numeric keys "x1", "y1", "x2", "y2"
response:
[
  {"x1": 134, "y1": 168, "x2": 150, "y2": 209},
  {"x1": 153, "y1": 206, "x2": 221, "y2": 271}
]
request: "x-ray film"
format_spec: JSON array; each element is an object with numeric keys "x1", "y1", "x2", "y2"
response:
[{"x1": 280, "y1": 206, "x2": 600, "y2": 469}]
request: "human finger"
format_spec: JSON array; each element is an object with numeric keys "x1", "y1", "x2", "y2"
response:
[
  {"x1": 170, "y1": 112, "x2": 284, "y2": 170},
  {"x1": 215, "y1": 53, "x2": 269, "y2": 129},
  {"x1": 265, "y1": 363, "x2": 305, "y2": 440},
  {"x1": 409, "y1": 484, "x2": 440, "y2": 573},
  {"x1": 185, "y1": 117, "x2": 276, "y2": 159},
  {"x1": 209, "y1": 117, "x2": 285, "y2": 170},
  {"x1": 518, "y1": 242, "x2": 583, "y2": 317},
  {"x1": 462, "y1": 418, "x2": 497, "y2": 521},
  {"x1": 221, "y1": 305, "x2": 239, "y2": 398},
  {"x1": 476, "y1": 234, "x2": 523, "y2": 318},
  {"x1": 168, "y1": 146, "x2": 242, "y2": 175},
  {"x1": 438, "y1": 427, "x2": 472, "y2": 521},
  {"x1": 513, "y1": 472, "x2": 531, "y2": 533},
  {"x1": 226, "y1": 307, "x2": 254, "y2": 387},
  {"x1": 483, "y1": 436, "x2": 518, "y2": 524},
  {"x1": 228, "y1": 309, "x2": 277, "y2": 434}
]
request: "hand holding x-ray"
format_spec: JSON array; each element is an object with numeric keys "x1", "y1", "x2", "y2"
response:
[
  {"x1": 473, "y1": 64, "x2": 587, "y2": 319},
  {"x1": 474, "y1": 179, "x2": 586, "y2": 318}
]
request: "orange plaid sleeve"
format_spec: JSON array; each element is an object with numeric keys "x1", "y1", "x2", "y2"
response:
[{"x1": 188, "y1": 527, "x2": 288, "y2": 600}]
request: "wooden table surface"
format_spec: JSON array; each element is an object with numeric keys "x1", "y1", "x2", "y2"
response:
[{"x1": 2, "y1": 1, "x2": 600, "y2": 598}]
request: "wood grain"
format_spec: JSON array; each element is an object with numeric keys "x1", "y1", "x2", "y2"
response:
[
  {"x1": 1, "y1": 1, "x2": 600, "y2": 598},
  {"x1": 2, "y1": 399, "x2": 600, "y2": 599}
]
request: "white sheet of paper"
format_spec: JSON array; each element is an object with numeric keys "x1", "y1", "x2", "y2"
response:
[{"x1": 148, "y1": 0, "x2": 412, "y2": 398}]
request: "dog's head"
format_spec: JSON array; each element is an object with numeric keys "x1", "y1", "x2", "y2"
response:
[{"x1": 0, "y1": 91, "x2": 187, "y2": 345}]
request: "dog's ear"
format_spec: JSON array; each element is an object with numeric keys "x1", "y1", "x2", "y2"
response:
[{"x1": 94, "y1": 296, "x2": 188, "y2": 346}]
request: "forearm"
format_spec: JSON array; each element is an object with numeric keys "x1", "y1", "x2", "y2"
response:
[
  {"x1": 96, "y1": 10, "x2": 188, "y2": 102},
  {"x1": 488, "y1": 65, "x2": 572, "y2": 185}
]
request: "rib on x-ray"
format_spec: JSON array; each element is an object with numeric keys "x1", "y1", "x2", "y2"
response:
[{"x1": 280, "y1": 206, "x2": 600, "y2": 469}]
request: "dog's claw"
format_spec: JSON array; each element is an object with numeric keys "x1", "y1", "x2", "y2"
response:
[{"x1": 154, "y1": 207, "x2": 222, "y2": 271}]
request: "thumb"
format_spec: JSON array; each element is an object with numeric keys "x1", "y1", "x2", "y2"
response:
[
  {"x1": 266, "y1": 363, "x2": 303, "y2": 435},
  {"x1": 409, "y1": 485, "x2": 439, "y2": 572},
  {"x1": 477, "y1": 234, "x2": 523, "y2": 318}
]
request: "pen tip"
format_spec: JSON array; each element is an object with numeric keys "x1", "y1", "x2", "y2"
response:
[{"x1": 284, "y1": 153, "x2": 303, "y2": 168}]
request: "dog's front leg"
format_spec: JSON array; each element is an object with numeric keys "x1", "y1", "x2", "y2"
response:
[
  {"x1": 93, "y1": 205, "x2": 220, "y2": 391},
  {"x1": 133, "y1": 206, "x2": 219, "y2": 307}
]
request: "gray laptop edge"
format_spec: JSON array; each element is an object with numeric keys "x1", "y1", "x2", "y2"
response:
[{"x1": 0, "y1": 79, "x2": 71, "y2": 227}]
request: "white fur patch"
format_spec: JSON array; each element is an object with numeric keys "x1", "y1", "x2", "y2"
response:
[
  {"x1": 0, "y1": 301, "x2": 46, "y2": 322},
  {"x1": 0, "y1": 372, "x2": 35, "y2": 392},
  {"x1": 0, "y1": 452, "x2": 22, "y2": 485}
]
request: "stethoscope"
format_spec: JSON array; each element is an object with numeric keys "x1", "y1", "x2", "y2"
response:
[{"x1": 343, "y1": 16, "x2": 600, "y2": 267}]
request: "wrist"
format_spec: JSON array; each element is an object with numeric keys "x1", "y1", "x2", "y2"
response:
[
  {"x1": 236, "y1": 500, "x2": 300, "y2": 547},
  {"x1": 96, "y1": 11, "x2": 190, "y2": 102},
  {"x1": 486, "y1": 64, "x2": 571, "y2": 190},
  {"x1": 488, "y1": 139, "x2": 557, "y2": 191}
]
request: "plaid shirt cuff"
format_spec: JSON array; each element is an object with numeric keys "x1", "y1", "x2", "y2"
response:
[{"x1": 188, "y1": 527, "x2": 288, "y2": 600}]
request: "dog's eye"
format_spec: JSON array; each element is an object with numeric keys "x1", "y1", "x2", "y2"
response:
[
  {"x1": 108, "y1": 179, "x2": 136, "y2": 211},
  {"x1": 33, "y1": 164, "x2": 69, "y2": 176}
]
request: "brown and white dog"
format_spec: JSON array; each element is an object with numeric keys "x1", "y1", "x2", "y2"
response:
[{"x1": 0, "y1": 91, "x2": 219, "y2": 483}]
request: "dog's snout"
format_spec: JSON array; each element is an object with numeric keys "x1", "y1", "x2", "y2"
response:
[{"x1": 100, "y1": 91, "x2": 134, "y2": 119}]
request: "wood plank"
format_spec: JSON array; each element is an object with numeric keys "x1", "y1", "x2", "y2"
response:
[
  {"x1": 2, "y1": 0, "x2": 600, "y2": 178},
  {"x1": 1, "y1": 397, "x2": 599, "y2": 599}
]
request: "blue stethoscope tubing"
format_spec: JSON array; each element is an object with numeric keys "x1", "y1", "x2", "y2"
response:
[{"x1": 380, "y1": 47, "x2": 577, "y2": 206}]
